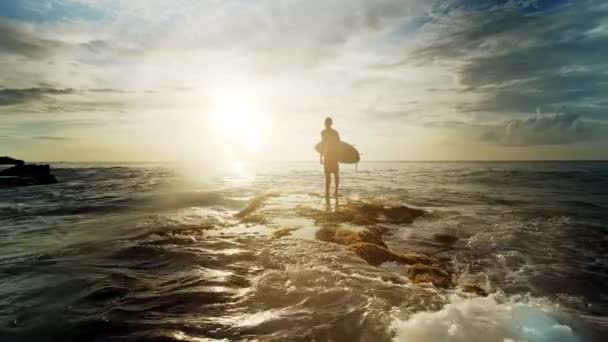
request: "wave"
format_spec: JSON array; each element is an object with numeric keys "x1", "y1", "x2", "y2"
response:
[
  {"x1": 391, "y1": 294, "x2": 583, "y2": 342},
  {"x1": 0, "y1": 191, "x2": 241, "y2": 217}
]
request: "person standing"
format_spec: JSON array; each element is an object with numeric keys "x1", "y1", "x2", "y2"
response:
[{"x1": 320, "y1": 117, "x2": 340, "y2": 198}]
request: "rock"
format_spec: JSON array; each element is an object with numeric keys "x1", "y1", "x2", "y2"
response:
[
  {"x1": 456, "y1": 273, "x2": 491, "y2": 296},
  {"x1": 0, "y1": 156, "x2": 24, "y2": 165},
  {"x1": 296, "y1": 201, "x2": 426, "y2": 227},
  {"x1": 272, "y1": 227, "x2": 296, "y2": 239},
  {"x1": 348, "y1": 243, "x2": 431, "y2": 267},
  {"x1": 316, "y1": 226, "x2": 386, "y2": 248},
  {"x1": 357, "y1": 203, "x2": 426, "y2": 224},
  {"x1": 408, "y1": 263, "x2": 452, "y2": 288},
  {"x1": 0, "y1": 162, "x2": 57, "y2": 188},
  {"x1": 348, "y1": 243, "x2": 402, "y2": 266},
  {"x1": 459, "y1": 284, "x2": 488, "y2": 296},
  {"x1": 433, "y1": 233, "x2": 459, "y2": 244}
]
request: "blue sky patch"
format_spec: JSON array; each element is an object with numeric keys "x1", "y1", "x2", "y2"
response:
[{"x1": 0, "y1": 0, "x2": 108, "y2": 23}]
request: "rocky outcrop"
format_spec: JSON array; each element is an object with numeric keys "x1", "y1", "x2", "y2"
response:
[
  {"x1": 310, "y1": 215, "x2": 454, "y2": 288},
  {"x1": 0, "y1": 156, "x2": 24, "y2": 165},
  {"x1": 296, "y1": 201, "x2": 426, "y2": 227},
  {"x1": 408, "y1": 263, "x2": 452, "y2": 288},
  {"x1": 0, "y1": 159, "x2": 57, "y2": 188},
  {"x1": 316, "y1": 226, "x2": 387, "y2": 248},
  {"x1": 433, "y1": 233, "x2": 459, "y2": 245},
  {"x1": 238, "y1": 193, "x2": 457, "y2": 289},
  {"x1": 347, "y1": 243, "x2": 431, "y2": 267}
]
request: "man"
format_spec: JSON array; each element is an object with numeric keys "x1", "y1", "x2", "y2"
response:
[{"x1": 320, "y1": 117, "x2": 340, "y2": 198}]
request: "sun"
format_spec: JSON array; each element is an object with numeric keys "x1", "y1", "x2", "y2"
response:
[{"x1": 211, "y1": 89, "x2": 260, "y2": 154}]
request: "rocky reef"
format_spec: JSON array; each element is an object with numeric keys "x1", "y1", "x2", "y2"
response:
[
  {"x1": 0, "y1": 156, "x2": 57, "y2": 188},
  {"x1": 314, "y1": 224, "x2": 453, "y2": 288},
  {"x1": 0, "y1": 156, "x2": 24, "y2": 165},
  {"x1": 236, "y1": 194, "x2": 475, "y2": 291}
]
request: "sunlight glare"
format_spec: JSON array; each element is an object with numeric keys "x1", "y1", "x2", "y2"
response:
[{"x1": 211, "y1": 89, "x2": 260, "y2": 154}]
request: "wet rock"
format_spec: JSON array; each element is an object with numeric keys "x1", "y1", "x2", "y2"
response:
[
  {"x1": 7, "y1": 319, "x2": 18, "y2": 328},
  {"x1": 0, "y1": 162, "x2": 57, "y2": 188},
  {"x1": 408, "y1": 263, "x2": 452, "y2": 288},
  {"x1": 459, "y1": 284, "x2": 488, "y2": 296},
  {"x1": 380, "y1": 274, "x2": 406, "y2": 285},
  {"x1": 357, "y1": 203, "x2": 426, "y2": 224},
  {"x1": 433, "y1": 233, "x2": 459, "y2": 244},
  {"x1": 347, "y1": 243, "x2": 431, "y2": 267},
  {"x1": 272, "y1": 227, "x2": 296, "y2": 239},
  {"x1": 456, "y1": 273, "x2": 491, "y2": 296},
  {"x1": 296, "y1": 201, "x2": 426, "y2": 227},
  {"x1": 0, "y1": 156, "x2": 24, "y2": 165},
  {"x1": 316, "y1": 226, "x2": 386, "y2": 248}
]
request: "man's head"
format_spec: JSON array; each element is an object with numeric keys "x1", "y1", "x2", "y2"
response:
[{"x1": 324, "y1": 117, "x2": 333, "y2": 128}]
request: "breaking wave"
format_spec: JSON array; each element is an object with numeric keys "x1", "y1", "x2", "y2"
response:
[{"x1": 391, "y1": 294, "x2": 583, "y2": 342}]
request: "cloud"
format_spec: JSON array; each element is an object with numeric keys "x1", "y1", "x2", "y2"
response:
[
  {"x1": 407, "y1": 1, "x2": 608, "y2": 121},
  {"x1": 0, "y1": 19, "x2": 66, "y2": 59},
  {"x1": 480, "y1": 112, "x2": 596, "y2": 146},
  {"x1": 1, "y1": 0, "x2": 607, "y2": 160},
  {"x1": 0, "y1": 87, "x2": 129, "y2": 114},
  {"x1": 0, "y1": 87, "x2": 75, "y2": 106},
  {"x1": 423, "y1": 112, "x2": 608, "y2": 147}
]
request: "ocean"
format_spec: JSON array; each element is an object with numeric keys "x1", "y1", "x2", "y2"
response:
[{"x1": 0, "y1": 161, "x2": 606, "y2": 341}]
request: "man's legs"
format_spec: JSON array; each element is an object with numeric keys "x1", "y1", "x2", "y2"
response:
[
  {"x1": 334, "y1": 172, "x2": 339, "y2": 197},
  {"x1": 325, "y1": 172, "x2": 331, "y2": 197}
]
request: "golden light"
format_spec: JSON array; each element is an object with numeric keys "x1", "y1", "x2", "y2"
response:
[{"x1": 211, "y1": 89, "x2": 260, "y2": 154}]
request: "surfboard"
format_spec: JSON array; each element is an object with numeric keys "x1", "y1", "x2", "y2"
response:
[{"x1": 315, "y1": 141, "x2": 360, "y2": 164}]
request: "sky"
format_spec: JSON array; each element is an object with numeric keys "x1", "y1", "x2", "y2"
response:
[{"x1": 0, "y1": 0, "x2": 607, "y2": 162}]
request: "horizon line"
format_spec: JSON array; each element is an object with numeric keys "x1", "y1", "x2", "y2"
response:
[{"x1": 27, "y1": 159, "x2": 608, "y2": 163}]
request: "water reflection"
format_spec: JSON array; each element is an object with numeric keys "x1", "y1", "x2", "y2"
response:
[{"x1": 325, "y1": 194, "x2": 340, "y2": 212}]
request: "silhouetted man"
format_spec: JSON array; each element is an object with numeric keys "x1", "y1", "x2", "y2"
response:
[{"x1": 320, "y1": 117, "x2": 340, "y2": 198}]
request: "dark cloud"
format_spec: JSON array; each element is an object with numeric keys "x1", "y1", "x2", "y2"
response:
[
  {"x1": 0, "y1": 87, "x2": 126, "y2": 114},
  {"x1": 409, "y1": 1, "x2": 608, "y2": 121},
  {"x1": 424, "y1": 113, "x2": 608, "y2": 146},
  {"x1": 0, "y1": 18, "x2": 143, "y2": 69},
  {"x1": 0, "y1": 19, "x2": 66, "y2": 59},
  {"x1": 0, "y1": 87, "x2": 75, "y2": 106},
  {"x1": 480, "y1": 113, "x2": 596, "y2": 146}
]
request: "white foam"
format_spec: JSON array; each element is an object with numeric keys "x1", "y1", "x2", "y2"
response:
[{"x1": 391, "y1": 294, "x2": 581, "y2": 342}]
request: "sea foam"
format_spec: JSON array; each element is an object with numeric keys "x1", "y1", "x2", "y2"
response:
[{"x1": 391, "y1": 294, "x2": 581, "y2": 342}]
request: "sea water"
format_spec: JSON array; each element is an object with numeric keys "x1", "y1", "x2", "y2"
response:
[{"x1": 0, "y1": 161, "x2": 606, "y2": 341}]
